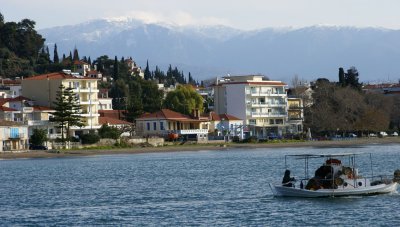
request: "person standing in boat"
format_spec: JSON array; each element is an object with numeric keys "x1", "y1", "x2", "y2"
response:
[{"x1": 282, "y1": 170, "x2": 295, "y2": 187}]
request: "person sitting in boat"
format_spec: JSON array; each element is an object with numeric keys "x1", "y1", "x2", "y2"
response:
[{"x1": 282, "y1": 169, "x2": 295, "y2": 187}]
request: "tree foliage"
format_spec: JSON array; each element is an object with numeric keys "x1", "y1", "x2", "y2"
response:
[
  {"x1": 163, "y1": 84, "x2": 204, "y2": 115},
  {"x1": 30, "y1": 128, "x2": 48, "y2": 146},
  {"x1": 305, "y1": 80, "x2": 391, "y2": 135},
  {"x1": 51, "y1": 85, "x2": 84, "y2": 141},
  {"x1": 98, "y1": 124, "x2": 121, "y2": 139}
]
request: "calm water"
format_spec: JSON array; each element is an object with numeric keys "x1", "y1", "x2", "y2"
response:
[{"x1": 1, "y1": 144, "x2": 400, "y2": 226}]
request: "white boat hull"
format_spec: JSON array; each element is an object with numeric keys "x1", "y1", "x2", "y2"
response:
[{"x1": 270, "y1": 182, "x2": 398, "y2": 198}]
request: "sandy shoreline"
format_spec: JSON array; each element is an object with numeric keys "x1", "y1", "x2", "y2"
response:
[{"x1": 1, "y1": 137, "x2": 400, "y2": 160}]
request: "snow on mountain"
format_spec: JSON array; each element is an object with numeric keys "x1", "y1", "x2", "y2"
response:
[{"x1": 39, "y1": 19, "x2": 400, "y2": 82}]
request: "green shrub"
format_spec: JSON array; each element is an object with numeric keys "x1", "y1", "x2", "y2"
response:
[{"x1": 80, "y1": 133, "x2": 100, "y2": 144}]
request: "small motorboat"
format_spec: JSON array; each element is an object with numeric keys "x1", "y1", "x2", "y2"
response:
[{"x1": 270, "y1": 153, "x2": 400, "y2": 197}]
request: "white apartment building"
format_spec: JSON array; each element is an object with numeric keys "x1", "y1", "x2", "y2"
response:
[
  {"x1": 21, "y1": 72, "x2": 101, "y2": 137},
  {"x1": 214, "y1": 75, "x2": 297, "y2": 138}
]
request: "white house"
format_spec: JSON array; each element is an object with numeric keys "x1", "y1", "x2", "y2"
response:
[
  {"x1": 136, "y1": 109, "x2": 209, "y2": 142},
  {"x1": 0, "y1": 120, "x2": 29, "y2": 152}
]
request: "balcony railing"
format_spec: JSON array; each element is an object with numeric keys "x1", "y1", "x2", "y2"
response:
[
  {"x1": 73, "y1": 87, "x2": 99, "y2": 93},
  {"x1": 173, "y1": 129, "x2": 209, "y2": 135},
  {"x1": 250, "y1": 112, "x2": 286, "y2": 117},
  {"x1": 289, "y1": 104, "x2": 303, "y2": 109},
  {"x1": 8, "y1": 133, "x2": 25, "y2": 139},
  {"x1": 26, "y1": 120, "x2": 50, "y2": 126},
  {"x1": 250, "y1": 102, "x2": 286, "y2": 107},
  {"x1": 247, "y1": 91, "x2": 286, "y2": 96}
]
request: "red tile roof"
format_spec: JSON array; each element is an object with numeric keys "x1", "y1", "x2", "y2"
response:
[
  {"x1": 209, "y1": 112, "x2": 241, "y2": 121},
  {"x1": 23, "y1": 72, "x2": 97, "y2": 80},
  {"x1": 33, "y1": 106, "x2": 54, "y2": 111},
  {"x1": 137, "y1": 109, "x2": 207, "y2": 122},
  {"x1": 0, "y1": 106, "x2": 18, "y2": 111},
  {"x1": 7, "y1": 96, "x2": 32, "y2": 102},
  {"x1": 1, "y1": 79, "x2": 21, "y2": 85},
  {"x1": 99, "y1": 117, "x2": 132, "y2": 125},
  {"x1": 73, "y1": 60, "x2": 89, "y2": 65}
]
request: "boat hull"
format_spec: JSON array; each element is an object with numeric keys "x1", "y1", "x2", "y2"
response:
[{"x1": 270, "y1": 182, "x2": 398, "y2": 198}]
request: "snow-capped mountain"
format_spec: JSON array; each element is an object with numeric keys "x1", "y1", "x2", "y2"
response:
[{"x1": 39, "y1": 19, "x2": 400, "y2": 82}]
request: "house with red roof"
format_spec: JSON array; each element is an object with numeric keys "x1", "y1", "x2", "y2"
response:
[
  {"x1": 208, "y1": 112, "x2": 244, "y2": 139},
  {"x1": 99, "y1": 116, "x2": 133, "y2": 137},
  {"x1": 136, "y1": 109, "x2": 210, "y2": 141},
  {"x1": 0, "y1": 96, "x2": 59, "y2": 139}
]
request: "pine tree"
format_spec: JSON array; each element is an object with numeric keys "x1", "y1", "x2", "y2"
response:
[
  {"x1": 51, "y1": 85, "x2": 83, "y2": 142},
  {"x1": 53, "y1": 43, "x2": 59, "y2": 63},
  {"x1": 88, "y1": 56, "x2": 91, "y2": 65}
]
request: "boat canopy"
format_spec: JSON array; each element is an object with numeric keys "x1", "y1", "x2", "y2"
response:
[{"x1": 285, "y1": 153, "x2": 366, "y2": 159}]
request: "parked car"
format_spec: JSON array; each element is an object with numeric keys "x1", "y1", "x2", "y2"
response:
[
  {"x1": 379, "y1": 132, "x2": 388, "y2": 137},
  {"x1": 391, "y1": 132, "x2": 398, "y2": 136},
  {"x1": 369, "y1": 133, "x2": 377, "y2": 137},
  {"x1": 349, "y1": 133, "x2": 357, "y2": 138},
  {"x1": 29, "y1": 144, "x2": 48, "y2": 150}
]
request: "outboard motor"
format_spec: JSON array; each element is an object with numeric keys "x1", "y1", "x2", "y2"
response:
[{"x1": 393, "y1": 169, "x2": 400, "y2": 183}]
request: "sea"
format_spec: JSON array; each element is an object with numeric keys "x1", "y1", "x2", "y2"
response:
[{"x1": 1, "y1": 144, "x2": 400, "y2": 226}]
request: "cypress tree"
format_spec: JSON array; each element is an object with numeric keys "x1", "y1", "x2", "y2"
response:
[
  {"x1": 88, "y1": 56, "x2": 91, "y2": 65},
  {"x1": 73, "y1": 47, "x2": 79, "y2": 61},
  {"x1": 113, "y1": 56, "x2": 119, "y2": 80},
  {"x1": 338, "y1": 67, "x2": 345, "y2": 86},
  {"x1": 53, "y1": 43, "x2": 59, "y2": 63},
  {"x1": 144, "y1": 60, "x2": 151, "y2": 80},
  {"x1": 69, "y1": 51, "x2": 72, "y2": 60}
]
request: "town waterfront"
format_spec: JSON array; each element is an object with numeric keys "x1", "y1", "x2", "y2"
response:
[{"x1": 1, "y1": 144, "x2": 400, "y2": 225}]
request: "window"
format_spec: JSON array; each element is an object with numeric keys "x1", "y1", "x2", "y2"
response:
[
  {"x1": 276, "y1": 119, "x2": 283, "y2": 124},
  {"x1": 153, "y1": 122, "x2": 157, "y2": 130},
  {"x1": 147, "y1": 122, "x2": 150, "y2": 131},
  {"x1": 269, "y1": 119, "x2": 275, "y2": 125},
  {"x1": 160, "y1": 122, "x2": 164, "y2": 130},
  {"x1": 249, "y1": 119, "x2": 256, "y2": 125}
]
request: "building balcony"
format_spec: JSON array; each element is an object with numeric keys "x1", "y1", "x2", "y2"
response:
[
  {"x1": 250, "y1": 102, "x2": 287, "y2": 107},
  {"x1": 7, "y1": 133, "x2": 26, "y2": 139},
  {"x1": 69, "y1": 125, "x2": 102, "y2": 130},
  {"x1": 26, "y1": 120, "x2": 51, "y2": 126},
  {"x1": 247, "y1": 91, "x2": 286, "y2": 97},
  {"x1": 250, "y1": 112, "x2": 287, "y2": 118},
  {"x1": 289, "y1": 104, "x2": 303, "y2": 109},
  {"x1": 79, "y1": 100, "x2": 100, "y2": 105},
  {"x1": 72, "y1": 87, "x2": 99, "y2": 93},
  {"x1": 79, "y1": 112, "x2": 100, "y2": 117},
  {"x1": 174, "y1": 129, "x2": 209, "y2": 135},
  {"x1": 288, "y1": 117, "x2": 304, "y2": 121}
]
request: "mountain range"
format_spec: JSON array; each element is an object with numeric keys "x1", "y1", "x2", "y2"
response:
[{"x1": 39, "y1": 18, "x2": 400, "y2": 83}]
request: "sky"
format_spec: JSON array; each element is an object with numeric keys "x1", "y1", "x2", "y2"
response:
[{"x1": 1, "y1": 0, "x2": 400, "y2": 30}]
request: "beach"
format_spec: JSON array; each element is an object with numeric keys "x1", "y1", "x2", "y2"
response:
[{"x1": 1, "y1": 137, "x2": 400, "y2": 160}]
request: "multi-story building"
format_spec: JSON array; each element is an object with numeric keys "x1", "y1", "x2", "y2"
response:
[
  {"x1": 0, "y1": 96, "x2": 59, "y2": 138},
  {"x1": 214, "y1": 75, "x2": 300, "y2": 138},
  {"x1": 21, "y1": 72, "x2": 100, "y2": 137},
  {"x1": 287, "y1": 98, "x2": 304, "y2": 134}
]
